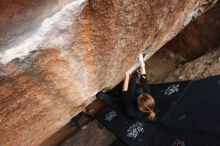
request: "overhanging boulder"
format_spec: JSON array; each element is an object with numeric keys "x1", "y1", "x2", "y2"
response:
[{"x1": 0, "y1": 0, "x2": 218, "y2": 145}]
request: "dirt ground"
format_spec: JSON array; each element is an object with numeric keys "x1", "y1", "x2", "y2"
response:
[
  {"x1": 146, "y1": 47, "x2": 220, "y2": 84},
  {"x1": 145, "y1": 48, "x2": 187, "y2": 83},
  {"x1": 61, "y1": 120, "x2": 116, "y2": 146}
]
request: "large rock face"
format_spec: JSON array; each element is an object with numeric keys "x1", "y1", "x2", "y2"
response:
[{"x1": 0, "y1": 0, "x2": 218, "y2": 145}]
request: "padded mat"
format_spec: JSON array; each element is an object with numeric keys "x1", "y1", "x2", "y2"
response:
[{"x1": 96, "y1": 75, "x2": 220, "y2": 146}]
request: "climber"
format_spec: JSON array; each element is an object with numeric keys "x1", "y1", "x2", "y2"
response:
[
  {"x1": 122, "y1": 53, "x2": 156, "y2": 121},
  {"x1": 96, "y1": 53, "x2": 156, "y2": 121}
]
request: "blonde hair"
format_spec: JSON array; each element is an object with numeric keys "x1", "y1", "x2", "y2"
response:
[{"x1": 137, "y1": 92, "x2": 156, "y2": 120}]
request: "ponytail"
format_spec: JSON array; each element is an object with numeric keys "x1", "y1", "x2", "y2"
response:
[{"x1": 137, "y1": 92, "x2": 156, "y2": 120}]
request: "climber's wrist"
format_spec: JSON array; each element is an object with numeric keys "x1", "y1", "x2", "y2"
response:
[{"x1": 140, "y1": 65, "x2": 146, "y2": 75}]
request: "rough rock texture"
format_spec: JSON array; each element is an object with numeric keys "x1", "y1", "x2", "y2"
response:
[
  {"x1": 0, "y1": 0, "x2": 72, "y2": 48},
  {"x1": 165, "y1": 1, "x2": 220, "y2": 60},
  {"x1": 0, "y1": 0, "x2": 218, "y2": 146}
]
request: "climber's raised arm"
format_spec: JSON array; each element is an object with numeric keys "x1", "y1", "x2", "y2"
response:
[
  {"x1": 139, "y1": 53, "x2": 146, "y2": 75},
  {"x1": 123, "y1": 71, "x2": 130, "y2": 91}
]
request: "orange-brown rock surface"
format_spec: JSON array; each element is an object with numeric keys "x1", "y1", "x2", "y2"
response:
[
  {"x1": 0, "y1": 0, "x2": 218, "y2": 145},
  {"x1": 0, "y1": 0, "x2": 72, "y2": 47}
]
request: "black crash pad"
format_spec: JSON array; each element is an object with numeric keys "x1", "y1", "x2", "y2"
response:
[{"x1": 96, "y1": 75, "x2": 220, "y2": 146}]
